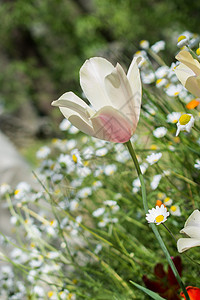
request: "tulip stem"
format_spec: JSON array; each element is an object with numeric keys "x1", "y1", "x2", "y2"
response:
[{"x1": 125, "y1": 140, "x2": 190, "y2": 300}]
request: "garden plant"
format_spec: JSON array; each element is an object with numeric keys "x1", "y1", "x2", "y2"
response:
[{"x1": 0, "y1": 32, "x2": 200, "y2": 300}]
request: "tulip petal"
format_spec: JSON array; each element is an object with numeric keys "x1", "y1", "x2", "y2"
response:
[
  {"x1": 180, "y1": 286, "x2": 200, "y2": 300},
  {"x1": 185, "y1": 75, "x2": 200, "y2": 98},
  {"x1": 154, "y1": 263, "x2": 166, "y2": 279},
  {"x1": 105, "y1": 63, "x2": 140, "y2": 126},
  {"x1": 167, "y1": 256, "x2": 182, "y2": 286},
  {"x1": 127, "y1": 56, "x2": 142, "y2": 112},
  {"x1": 80, "y1": 57, "x2": 114, "y2": 110},
  {"x1": 59, "y1": 107, "x2": 95, "y2": 136},
  {"x1": 185, "y1": 209, "x2": 200, "y2": 227},
  {"x1": 176, "y1": 50, "x2": 200, "y2": 76},
  {"x1": 90, "y1": 106, "x2": 133, "y2": 143},
  {"x1": 180, "y1": 225, "x2": 200, "y2": 239},
  {"x1": 174, "y1": 63, "x2": 195, "y2": 86},
  {"x1": 52, "y1": 92, "x2": 94, "y2": 121},
  {"x1": 142, "y1": 275, "x2": 167, "y2": 294},
  {"x1": 177, "y1": 238, "x2": 200, "y2": 253}
]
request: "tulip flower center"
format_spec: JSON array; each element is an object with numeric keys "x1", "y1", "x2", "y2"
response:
[
  {"x1": 179, "y1": 114, "x2": 191, "y2": 125},
  {"x1": 155, "y1": 215, "x2": 164, "y2": 223}
]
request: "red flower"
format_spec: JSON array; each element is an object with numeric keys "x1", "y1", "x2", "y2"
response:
[
  {"x1": 180, "y1": 286, "x2": 200, "y2": 299},
  {"x1": 143, "y1": 256, "x2": 182, "y2": 300}
]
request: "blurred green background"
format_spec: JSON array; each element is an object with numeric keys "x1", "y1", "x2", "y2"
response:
[{"x1": 0, "y1": 0, "x2": 199, "y2": 149}]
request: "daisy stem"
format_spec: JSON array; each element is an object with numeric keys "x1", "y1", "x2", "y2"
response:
[
  {"x1": 125, "y1": 140, "x2": 190, "y2": 300},
  {"x1": 161, "y1": 223, "x2": 177, "y2": 243}
]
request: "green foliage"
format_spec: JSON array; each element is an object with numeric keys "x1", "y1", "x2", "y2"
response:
[{"x1": 0, "y1": 0, "x2": 199, "y2": 114}]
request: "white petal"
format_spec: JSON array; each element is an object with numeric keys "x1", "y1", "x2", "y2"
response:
[
  {"x1": 127, "y1": 56, "x2": 142, "y2": 113},
  {"x1": 174, "y1": 63, "x2": 194, "y2": 86},
  {"x1": 90, "y1": 106, "x2": 133, "y2": 143},
  {"x1": 185, "y1": 75, "x2": 200, "y2": 98},
  {"x1": 59, "y1": 107, "x2": 95, "y2": 137},
  {"x1": 105, "y1": 63, "x2": 140, "y2": 126},
  {"x1": 177, "y1": 237, "x2": 200, "y2": 253},
  {"x1": 180, "y1": 225, "x2": 200, "y2": 239},
  {"x1": 80, "y1": 57, "x2": 114, "y2": 110},
  {"x1": 176, "y1": 50, "x2": 200, "y2": 76},
  {"x1": 52, "y1": 92, "x2": 93, "y2": 121},
  {"x1": 185, "y1": 209, "x2": 200, "y2": 227}
]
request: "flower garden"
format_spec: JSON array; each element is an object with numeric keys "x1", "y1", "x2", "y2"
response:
[{"x1": 0, "y1": 31, "x2": 200, "y2": 300}]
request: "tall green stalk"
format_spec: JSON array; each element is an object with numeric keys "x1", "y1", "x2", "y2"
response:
[{"x1": 125, "y1": 140, "x2": 190, "y2": 300}]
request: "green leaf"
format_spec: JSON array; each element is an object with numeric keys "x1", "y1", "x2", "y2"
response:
[{"x1": 130, "y1": 281, "x2": 165, "y2": 300}]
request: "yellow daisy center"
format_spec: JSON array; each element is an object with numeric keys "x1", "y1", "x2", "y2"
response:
[
  {"x1": 72, "y1": 154, "x2": 77, "y2": 163},
  {"x1": 155, "y1": 215, "x2": 164, "y2": 223},
  {"x1": 170, "y1": 205, "x2": 177, "y2": 212},
  {"x1": 174, "y1": 91, "x2": 179, "y2": 96},
  {"x1": 164, "y1": 197, "x2": 170, "y2": 203},
  {"x1": 156, "y1": 79, "x2": 163, "y2": 85},
  {"x1": 196, "y1": 48, "x2": 200, "y2": 56},
  {"x1": 179, "y1": 114, "x2": 191, "y2": 125},
  {"x1": 83, "y1": 160, "x2": 89, "y2": 166},
  {"x1": 177, "y1": 35, "x2": 186, "y2": 42},
  {"x1": 14, "y1": 189, "x2": 20, "y2": 195},
  {"x1": 47, "y1": 291, "x2": 54, "y2": 298},
  {"x1": 150, "y1": 144, "x2": 157, "y2": 150}
]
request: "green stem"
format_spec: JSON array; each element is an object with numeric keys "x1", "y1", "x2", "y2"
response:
[{"x1": 125, "y1": 140, "x2": 190, "y2": 300}]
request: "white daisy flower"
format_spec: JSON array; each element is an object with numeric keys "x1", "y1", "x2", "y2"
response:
[
  {"x1": 156, "y1": 78, "x2": 168, "y2": 88},
  {"x1": 141, "y1": 71, "x2": 156, "y2": 84},
  {"x1": 71, "y1": 148, "x2": 82, "y2": 165},
  {"x1": 59, "y1": 119, "x2": 71, "y2": 131},
  {"x1": 68, "y1": 125, "x2": 79, "y2": 134},
  {"x1": 146, "y1": 204, "x2": 170, "y2": 225},
  {"x1": 146, "y1": 152, "x2": 162, "y2": 165},
  {"x1": 194, "y1": 159, "x2": 200, "y2": 170},
  {"x1": 104, "y1": 200, "x2": 117, "y2": 206},
  {"x1": 163, "y1": 197, "x2": 173, "y2": 206},
  {"x1": 77, "y1": 187, "x2": 92, "y2": 199},
  {"x1": 92, "y1": 180, "x2": 103, "y2": 190},
  {"x1": 153, "y1": 127, "x2": 167, "y2": 138},
  {"x1": 150, "y1": 174, "x2": 162, "y2": 190},
  {"x1": 165, "y1": 83, "x2": 184, "y2": 97},
  {"x1": 139, "y1": 40, "x2": 149, "y2": 49},
  {"x1": 177, "y1": 35, "x2": 189, "y2": 48},
  {"x1": 95, "y1": 147, "x2": 108, "y2": 156},
  {"x1": 151, "y1": 40, "x2": 165, "y2": 53},
  {"x1": 0, "y1": 183, "x2": 11, "y2": 196},
  {"x1": 167, "y1": 112, "x2": 181, "y2": 124},
  {"x1": 92, "y1": 207, "x2": 105, "y2": 218},
  {"x1": 104, "y1": 164, "x2": 117, "y2": 176},
  {"x1": 134, "y1": 50, "x2": 148, "y2": 67},
  {"x1": 36, "y1": 146, "x2": 51, "y2": 159},
  {"x1": 140, "y1": 162, "x2": 148, "y2": 174},
  {"x1": 170, "y1": 205, "x2": 181, "y2": 216},
  {"x1": 66, "y1": 139, "x2": 77, "y2": 150},
  {"x1": 176, "y1": 114, "x2": 195, "y2": 136},
  {"x1": 155, "y1": 66, "x2": 169, "y2": 78}
]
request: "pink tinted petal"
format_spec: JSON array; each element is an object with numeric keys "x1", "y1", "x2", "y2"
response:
[{"x1": 91, "y1": 106, "x2": 133, "y2": 143}]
